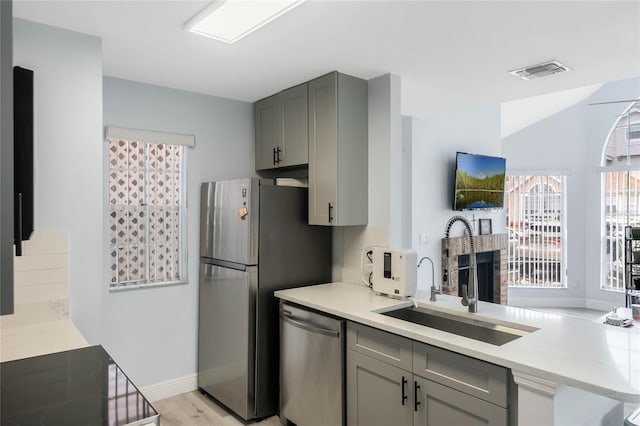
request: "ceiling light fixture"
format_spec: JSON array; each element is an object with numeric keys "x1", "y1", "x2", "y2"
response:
[
  {"x1": 509, "y1": 60, "x2": 571, "y2": 81},
  {"x1": 184, "y1": 0, "x2": 306, "y2": 44}
]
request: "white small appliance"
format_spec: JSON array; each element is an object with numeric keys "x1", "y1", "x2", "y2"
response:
[{"x1": 371, "y1": 247, "x2": 417, "y2": 298}]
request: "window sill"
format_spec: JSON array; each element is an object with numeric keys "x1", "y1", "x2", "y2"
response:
[
  {"x1": 508, "y1": 285, "x2": 567, "y2": 289},
  {"x1": 599, "y1": 287, "x2": 626, "y2": 294},
  {"x1": 108, "y1": 280, "x2": 188, "y2": 293}
]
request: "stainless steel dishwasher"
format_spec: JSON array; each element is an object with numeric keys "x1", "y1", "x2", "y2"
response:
[{"x1": 279, "y1": 301, "x2": 345, "y2": 426}]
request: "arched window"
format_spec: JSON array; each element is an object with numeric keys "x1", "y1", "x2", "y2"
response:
[{"x1": 601, "y1": 101, "x2": 640, "y2": 292}]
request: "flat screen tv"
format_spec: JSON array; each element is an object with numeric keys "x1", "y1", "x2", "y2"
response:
[{"x1": 453, "y1": 152, "x2": 506, "y2": 210}]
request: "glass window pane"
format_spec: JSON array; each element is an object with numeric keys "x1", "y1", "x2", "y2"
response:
[{"x1": 108, "y1": 138, "x2": 186, "y2": 289}]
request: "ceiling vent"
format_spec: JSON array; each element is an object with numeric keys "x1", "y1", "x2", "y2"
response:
[{"x1": 509, "y1": 60, "x2": 571, "y2": 80}]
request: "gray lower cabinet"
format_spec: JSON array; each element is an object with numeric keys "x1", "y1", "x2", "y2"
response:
[
  {"x1": 347, "y1": 350, "x2": 413, "y2": 426},
  {"x1": 414, "y1": 376, "x2": 508, "y2": 426},
  {"x1": 346, "y1": 322, "x2": 509, "y2": 426}
]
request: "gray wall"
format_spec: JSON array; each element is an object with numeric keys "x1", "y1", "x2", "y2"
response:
[
  {"x1": 13, "y1": 18, "x2": 104, "y2": 336},
  {"x1": 13, "y1": 17, "x2": 255, "y2": 388},
  {"x1": 102, "y1": 77, "x2": 254, "y2": 386},
  {"x1": 1, "y1": 1, "x2": 13, "y2": 315},
  {"x1": 409, "y1": 105, "x2": 504, "y2": 292},
  {"x1": 502, "y1": 77, "x2": 640, "y2": 309}
]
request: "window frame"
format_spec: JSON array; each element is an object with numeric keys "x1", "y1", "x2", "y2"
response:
[
  {"x1": 599, "y1": 101, "x2": 640, "y2": 293},
  {"x1": 505, "y1": 173, "x2": 568, "y2": 289},
  {"x1": 106, "y1": 137, "x2": 189, "y2": 292}
]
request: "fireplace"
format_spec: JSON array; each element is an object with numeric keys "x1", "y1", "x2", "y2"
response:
[
  {"x1": 440, "y1": 234, "x2": 508, "y2": 305},
  {"x1": 457, "y1": 251, "x2": 496, "y2": 302}
]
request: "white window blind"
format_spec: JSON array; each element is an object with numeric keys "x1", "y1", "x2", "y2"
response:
[
  {"x1": 505, "y1": 174, "x2": 566, "y2": 288},
  {"x1": 107, "y1": 127, "x2": 190, "y2": 289}
]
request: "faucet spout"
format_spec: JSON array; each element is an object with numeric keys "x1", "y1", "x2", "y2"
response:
[
  {"x1": 418, "y1": 256, "x2": 437, "y2": 301},
  {"x1": 443, "y1": 215, "x2": 479, "y2": 313}
]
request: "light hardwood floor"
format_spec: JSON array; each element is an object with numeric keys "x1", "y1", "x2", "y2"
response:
[{"x1": 153, "y1": 391, "x2": 282, "y2": 426}]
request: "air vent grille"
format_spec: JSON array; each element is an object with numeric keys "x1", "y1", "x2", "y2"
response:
[{"x1": 509, "y1": 60, "x2": 571, "y2": 80}]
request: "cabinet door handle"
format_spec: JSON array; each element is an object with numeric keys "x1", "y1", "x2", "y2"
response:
[
  {"x1": 273, "y1": 147, "x2": 277, "y2": 165},
  {"x1": 328, "y1": 202, "x2": 333, "y2": 223},
  {"x1": 414, "y1": 380, "x2": 421, "y2": 412},
  {"x1": 276, "y1": 147, "x2": 282, "y2": 164},
  {"x1": 401, "y1": 376, "x2": 408, "y2": 406},
  {"x1": 15, "y1": 192, "x2": 23, "y2": 256}
]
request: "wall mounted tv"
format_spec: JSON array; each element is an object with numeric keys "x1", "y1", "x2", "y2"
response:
[{"x1": 453, "y1": 152, "x2": 506, "y2": 210}]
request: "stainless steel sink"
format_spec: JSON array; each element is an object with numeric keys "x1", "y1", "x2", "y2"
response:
[{"x1": 380, "y1": 306, "x2": 536, "y2": 346}]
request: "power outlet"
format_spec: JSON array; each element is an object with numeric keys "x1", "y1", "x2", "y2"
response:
[{"x1": 419, "y1": 233, "x2": 429, "y2": 245}]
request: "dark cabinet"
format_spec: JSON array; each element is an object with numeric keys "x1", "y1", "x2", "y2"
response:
[{"x1": 13, "y1": 66, "x2": 34, "y2": 253}]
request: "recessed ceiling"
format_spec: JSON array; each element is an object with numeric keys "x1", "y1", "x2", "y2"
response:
[{"x1": 13, "y1": 1, "x2": 640, "y2": 117}]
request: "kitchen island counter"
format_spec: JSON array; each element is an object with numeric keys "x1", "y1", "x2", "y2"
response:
[{"x1": 275, "y1": 281, "x2": 640, "y2": 404}]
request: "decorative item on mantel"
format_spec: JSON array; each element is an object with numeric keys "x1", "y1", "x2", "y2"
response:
[{"x1": 479, "y1": 218, "x2": 492, "y2": 235}]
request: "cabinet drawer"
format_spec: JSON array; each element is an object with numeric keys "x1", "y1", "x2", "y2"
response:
[
  {"x1": 413, "y1": 342, "x2": 508, "y2": 407},
  {"x1": 347, "y1": 322, "x2": 412, "y2": 371}
]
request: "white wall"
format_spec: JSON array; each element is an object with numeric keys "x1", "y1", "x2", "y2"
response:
[
  {"x1": 502, "y1": 97, "x2": 587, "y2": 306},
  {"x1": 102, "y1": 77, "x2": 254, "y2": 386},
  {"x1": 337, "y1": 73, "x2": 404, "y2": 284},
  {"x1": 585, "y1": 78, "x2": 640, "y2": 308},
  {"x1": 502, "y1": 77, "x2": 640, "y2": 309},
  {"x1": 13, "y1": 18, "x2": 104, "y2": 340},
  {"x1": 409, "y1": 105, "x2": 504, "y2": 292}
]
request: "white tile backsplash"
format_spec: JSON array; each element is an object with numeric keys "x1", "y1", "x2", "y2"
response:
[
  {"x1": 3, "y1": 232, "x2": 69, "y2": 328},
  {"x1": 340, "y1": 226, "x2": 389, "y2": 284}
]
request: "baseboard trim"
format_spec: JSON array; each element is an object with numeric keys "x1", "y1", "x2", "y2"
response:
[
  {"x1": 585, "y1": 298, "x2": 621, "y2": 312},
  {"x1": 140, "y1": 374, "x2": 198, "y2": 402}
]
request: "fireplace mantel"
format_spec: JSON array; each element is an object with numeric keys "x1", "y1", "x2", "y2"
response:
[{"x1": 440, "y1": 233, "x2": 508, "y2": 305}]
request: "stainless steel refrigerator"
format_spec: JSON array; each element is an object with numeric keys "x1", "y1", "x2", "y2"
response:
[{"x1": 198, "y1": 178, "x2": 332, "y2": 420}]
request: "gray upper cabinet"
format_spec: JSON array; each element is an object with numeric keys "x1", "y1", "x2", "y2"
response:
[
  {"x1": 254, "y1": 83, "x2": 308, "y2": 171},
  {"x1": 280, "y1": 84, "x2": 308, "y2": 168},
  {"x1": 308, "y1": 72, "x2": 368, "y2": 226},
  {"x1": 255, "y1": 94, "x2": 280, "y2": 171}
]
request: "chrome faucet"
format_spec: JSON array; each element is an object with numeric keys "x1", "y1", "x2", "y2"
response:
[
  {"x1": 444, "y1": 215, "x2": 479, "y2": 313},
  {"x1": 418, "y1": 256, "x2": 438, "y2": 301}
]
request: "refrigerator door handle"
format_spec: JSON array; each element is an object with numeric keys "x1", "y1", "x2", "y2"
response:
[{"x1": 280, "y1": 312, "x2": 340, "y2": 338}]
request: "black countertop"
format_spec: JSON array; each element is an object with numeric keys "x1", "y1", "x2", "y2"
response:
[{"x1": 0, "y1": 345, "x2": 159, "y2": 426}]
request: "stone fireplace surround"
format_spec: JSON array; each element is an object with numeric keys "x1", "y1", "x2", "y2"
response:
[{"x1": 440, "y1": 233, "x2": 508, "y2": 305}]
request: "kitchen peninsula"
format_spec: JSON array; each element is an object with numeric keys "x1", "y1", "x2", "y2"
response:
[{"x1": 276, "y1": 282, "x2": 640, "y2": 426}]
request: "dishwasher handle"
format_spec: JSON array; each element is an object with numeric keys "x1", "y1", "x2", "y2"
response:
[{"x1": 280, "y1": 311, "x2": 340, "y2": 338}]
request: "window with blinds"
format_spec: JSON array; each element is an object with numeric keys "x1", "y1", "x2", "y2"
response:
[
  {"x1": 108, "y1": 138, "x2": 186, "y2": 289},
  {"x1": 505, "y1": 174, "x2": 566, "y2": 288}
]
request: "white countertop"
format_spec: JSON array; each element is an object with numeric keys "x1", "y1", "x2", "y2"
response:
[
  {"x1": 275, "y1": 282, "x2": 640, "y2": 403},
  {"x1": 1, "y1": 319, "x2": 89, "y2": 363}
]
